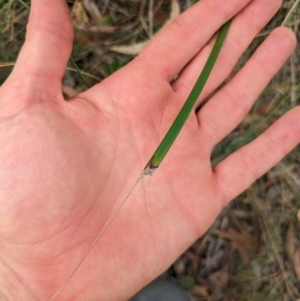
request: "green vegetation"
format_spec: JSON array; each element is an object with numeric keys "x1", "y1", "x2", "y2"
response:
[
  {"x1": 0, "y1": 1, "x2": 299, "y2": 300},
  {"x1": 145, "y1": 21, "x2": 231, "y2": 171}
]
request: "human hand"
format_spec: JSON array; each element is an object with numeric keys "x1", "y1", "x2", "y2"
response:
[{"x1": 0, "y1": 0, "x2": 298, "y2": 300}]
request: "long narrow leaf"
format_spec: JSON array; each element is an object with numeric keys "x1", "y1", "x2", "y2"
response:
[
  {"x1": 70, "y1": 58, "x2": 90, "y2": 88},
  {"x1": 144, "y1": 20, "x2": 231, "y2": 173},
  {"x1": 17, "y1": 0, "x2": 29, "y2": 9}
]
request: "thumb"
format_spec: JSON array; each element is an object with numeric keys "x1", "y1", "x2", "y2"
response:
[{"x1": 12, "y1": 0, "x2": 73, "y2": 83}]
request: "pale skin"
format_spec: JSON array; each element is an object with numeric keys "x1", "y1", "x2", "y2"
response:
[{"x1": 0, "y1": 0, "x2": 298, "y2": 300}]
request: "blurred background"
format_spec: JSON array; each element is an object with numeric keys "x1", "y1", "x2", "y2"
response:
[{"x1": 0, "y1": 0, "x2": 299, "y2": 300}]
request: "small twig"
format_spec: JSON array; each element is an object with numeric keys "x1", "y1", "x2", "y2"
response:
[
  {"x1": 290, "y1": 54, "x2": 297, "y2": 105},
  {"x1": 290, "y1": 8, "x2": 298, "y2": 105},
  {"x1": 185, "y1": 0, "x2": 192, "y2": 9},
  {"x1": 148, "y1": 0, "x2": 154, "y2": 38},
  {"x1": 0, "y1": 62, "x2": 101, "y2": 82},
  {"x1": 82, "y1": 0, "x2": 102, "y2": 24},
  {"x1": 71, "y1": 0, "x2": 80, "y2": 17},
  {"x1": 101, "y1": 0, "x2": 109, "y2": 15}
]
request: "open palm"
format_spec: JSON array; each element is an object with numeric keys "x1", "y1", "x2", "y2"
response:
[{"x1": 0, "y1": 0, "x2": 298, "y2": 300}]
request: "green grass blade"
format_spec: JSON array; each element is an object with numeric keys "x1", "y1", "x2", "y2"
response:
[
  {"x1": 70, "y1": 58, "x2": 90, "y2": 88},
  {"x1": 144, "y1": 20, "x2": 231, "y2": 172},
  {"x1": 17, "y1": 0, "x2": 29, "y2": 10},
  {"x1": 1, "y1": 0, "x2": 14, "y2": 34},
  {"x1": 281, "y1": 0, "x2": 300, "y2": 26}
]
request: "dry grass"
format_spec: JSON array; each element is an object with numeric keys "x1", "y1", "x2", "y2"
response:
[{"x1": 0, "y1": 0, "x2": 299, "y2": 300}]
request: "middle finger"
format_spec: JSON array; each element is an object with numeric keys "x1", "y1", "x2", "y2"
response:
[
  {"x1": 134, "y1": 0, "x2": 253, "y2": 82},
  {"x1": 172, "y1": 0, "x2": 282, "y2": 107}
]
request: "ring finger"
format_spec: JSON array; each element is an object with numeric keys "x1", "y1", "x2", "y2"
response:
[{"x1": 197, "y1": 27, "x2": 296, "y2": 149}]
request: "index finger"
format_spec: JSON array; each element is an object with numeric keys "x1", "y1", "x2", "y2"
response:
[{"x1": 135, "y1": 0, "x2": 254, "y2": 81}]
